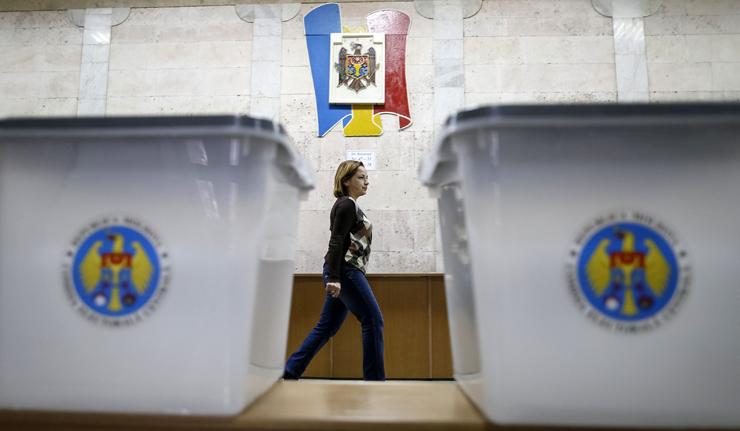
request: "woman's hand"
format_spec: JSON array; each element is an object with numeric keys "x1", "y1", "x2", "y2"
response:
[{"x1": 326, "y1": 282, "x2": 341, "y2": 298}]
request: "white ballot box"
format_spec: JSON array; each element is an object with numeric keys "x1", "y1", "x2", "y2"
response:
[
  {"x1": 0, "y1": 116, "x2": 313, "y2": 415},
  {"x1": 419, "y1": 104, "x2": 740, "y2": 427}
]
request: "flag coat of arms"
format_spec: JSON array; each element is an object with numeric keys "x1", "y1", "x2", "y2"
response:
[
  {"x1": 304, "y1": 3, "x2": 412, "y2": 137},
  {"x1": 329, "y1": 33, "x2": 385, "y2": 104}
]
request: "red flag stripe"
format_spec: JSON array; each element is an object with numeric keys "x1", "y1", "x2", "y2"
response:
[{"x1": 366, "y1": 10, "x2": 412, "y2": 129}]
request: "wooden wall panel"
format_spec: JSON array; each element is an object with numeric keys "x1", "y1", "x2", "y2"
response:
[
  {"x1": 331, "y1": 308, "x2": 363, "y2": 378},
  {"x1": 375, "y1": 278, "x2": 430, "y2": 378},
  {"x1": 286, "y1": 274, "x2": 452, "y2": 380},
  {"x1": 286, "y1": 276, "x2": 331, "y2": 377},
  {"x1": 430, "y1": 277, "x2": 454, "y2": 378}
]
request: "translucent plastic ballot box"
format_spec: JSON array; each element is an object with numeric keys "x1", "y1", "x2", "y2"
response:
[
  {"x1": 0, "y1": 116, "x2": 313, "y2": 415},
  {"x1": 419, "y1": 104, "x2": 740, "y2": 428}
]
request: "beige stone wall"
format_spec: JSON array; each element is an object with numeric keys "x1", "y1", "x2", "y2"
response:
[
  {"x1": 107, "y1": 7, "x2": 252, "y2": 114},
  {"x1": 1, "y1": 0, "x2": 739, "y2": 273},
  {"x1": 645, "y1": 0, "x2": 740, "y2": 101},
  {"x1": 464, "y1": 0, "x2": 617, "y2": 105},
  {"x1": 0, "y1": 11, "x2": 82, "y2": 116}
]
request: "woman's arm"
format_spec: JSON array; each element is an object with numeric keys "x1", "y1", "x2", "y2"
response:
[{"x1": 325, "y1": 198, "x2": 356, "y2": 283}]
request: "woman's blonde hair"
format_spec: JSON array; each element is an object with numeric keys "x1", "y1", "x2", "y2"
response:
[{"x1": 333, "y1": 160, "x2": 365, "y2": 198}]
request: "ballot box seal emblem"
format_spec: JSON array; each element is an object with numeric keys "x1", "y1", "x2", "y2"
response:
[
  {"x1": 63, "y1": 216, "x2": 171, "y2": 327},
  {"x1": 566, "y1": 211, "x2": 690, "y2": 333}
]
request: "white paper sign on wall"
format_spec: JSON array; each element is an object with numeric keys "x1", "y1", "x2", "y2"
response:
[{"x1": 346, "y1": 150, "x2": 376, "y2": 170}]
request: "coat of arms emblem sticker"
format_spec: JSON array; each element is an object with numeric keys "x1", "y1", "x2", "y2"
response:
[
  {"x1": 566, "y1": 211, "x2": 690, "y2": 333},
  {"x1": 63, "y1": 216, "x2": 171, "y2": 327}
]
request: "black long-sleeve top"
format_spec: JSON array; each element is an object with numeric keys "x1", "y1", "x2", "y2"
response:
[{"x1": 324, "y1": 197, "x2": 362, "y2": 282}]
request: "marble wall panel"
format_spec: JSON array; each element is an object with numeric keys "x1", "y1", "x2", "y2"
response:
[
  {"x1": 250, "y1": 60, "x2": 281, "y2": 99},
  {"x1": 680, "y1": 14, "x2": 740, "y2": 34},
  {"x1": 291, "y1": 131, "x2": 321, "y2": 173},
  {"x1": 686, "y1": 0, "x2": 740, "y2": 16},
  {"x1": 649, "y1": 90, "x2": 721, "y2": 101},
  {"x1": 282, "y1": 38, "x2": 309, "y2": 67},
  {"x1": 280, "y1": 93, "x2": 319, "y2": 134},
  {"x1": 464, "y1": 91, "x2": 616, "y2": 108},
  {"x1": 124, "y1": 6, "x2": 243, "y2": 25},
  {"x1": 504, "y1": 16, "x2": 613, "y2": 37},
  {"x1": 484, "y1": 0, "x2": 598, "y2": 17},
  {"x1": 520, "y1": 36, "x2": 614, "y2": 63},
  {"x1": 293, "y1": 249, "x2": 321, "y2": 273},
  {"x1": 464, "y1": 37, "x2": 521, "y2": 64},
  {"x1": 712, "y1": 35, "x2": 740, "y2": 61},
  {"x1": 370, "y1": 250, "x2": 436, "y2": 273},
  {"x1": 0, "y1": 97, "x2": 77, "y2": 117},
  {"x1": 106, "y1": 95, "x2": 249, "y2": 114},
  {"x1": 376, "y1": 210, "x2": 416, "y2": 253},
  {"x1": 646, "y1": 35, "x2": 711, "y2": 63},
  {"x1": 321, "y1": 130, "x2": 413, "y2": 172},
  {"x1": 282, "y1": 4, "x2": 310, "y2": 39},
  {"x1": 645, "y1": 0, "x2": 740, "y2": 101},
  {"x1": 408, "y1": 92, "x2": 435, "y2": 131},
  {"x1": 296, "y1": 210, "x2": 330, "y2": 253},
  {"x1": 644, "y1": 14, "x2": 683, "y2": 35},
  {"x1": 464, "y1": 15, "x2": 508, "y2": 37},
  {"x1": 656, "y1": 0, "x2": 688, "y2": 16},
  {"x1": 406, "y1": 36, "x2": 433, "y2": 65},
  {"x1": 45, "y1": 70, "x2": 80, "y2": 97},
  {"x1": 0, "y1": 71, "x2": 45, "y2": 98},
  {"x1": 466, "y1": 63, "x2": 615, "y2": 93},
  {"x1": 403, "y1": 130, "x2": 435, "y2": 172},
  {"x1": 281, "y1": 65, "x2": 313, "y2": 95},
  {"x1": 297, "y1": 169, "x2": 335, "y2": 212},
  {"x1": 107, "y1": 69, "x2": 151, "y2": 96},
  {"x1": 317, "y1": 130, "x2": 346, "y2": 172},
  {"x1": 359, "y1": 170, "x2": 436, "y2": 212},
  {"x1": 648, "y1": 62, "x2": 713, "y2": 91},
  {"x1": 712, "y1": 62, "x2": 740, "y2": 90},
  {"x1": 0, "y1": 11, "x2": 71, "y2": 28},
  {"x1": 406, "y1": 64, "x2": 434, "y2": 94},
  {"x1": 0, "y1": 10, "x2": 81, "y2": 118},
  {"x1": 412, "y1": 210, "x2": 437, "y2": 252},
  {"x1": 0, "y1": 48, "x2": 42, "y2": 72}
]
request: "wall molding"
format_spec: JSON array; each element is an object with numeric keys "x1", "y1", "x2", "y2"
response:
[
  {"x1": 2, "y1": 0, "x2": 400, "y2": 12},
  {"x1": 68, "y1": 8, "x2": 130, "y2": 116},
  {"x1": 592, "y1": 0, "x2": 661, "y2": 102}
]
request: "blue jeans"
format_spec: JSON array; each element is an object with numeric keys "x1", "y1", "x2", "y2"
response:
[{"x1": 284, "y1": 263, "x2": 385, "y2": 380}]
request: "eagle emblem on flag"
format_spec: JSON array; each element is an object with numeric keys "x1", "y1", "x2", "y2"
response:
[
  {"x1": 336, "y1": 42, "x2": 378, "y2": 92},
  {"x1": 305, "y1": 3, "x2": 412, "y2": 137}
]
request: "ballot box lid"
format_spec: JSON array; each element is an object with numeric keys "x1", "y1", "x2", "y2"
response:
[
  {"x1": 420, "y1": 103, "x2": 740, "y2": 189},
  {"x1": 0, "y1": 115, "x2": 314, "y2": 190}
]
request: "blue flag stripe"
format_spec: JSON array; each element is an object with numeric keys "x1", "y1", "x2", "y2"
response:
[{"x1": 304, "y1": 3, "x2": 351, "y2": 136}]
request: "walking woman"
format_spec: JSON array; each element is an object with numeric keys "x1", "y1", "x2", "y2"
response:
[{"x1": 284, "y1": 160, "x2": 385, "y2": 381}]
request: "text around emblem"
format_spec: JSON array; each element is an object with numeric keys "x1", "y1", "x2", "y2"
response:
[
  {"x1": 63, "y1": 216, "x2": 171, "y2": 327},
  {"x1": 566, "y1": 211, "x2": 690, "y2": 333}
]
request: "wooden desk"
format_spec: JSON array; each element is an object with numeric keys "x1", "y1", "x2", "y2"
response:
[
  {"x1": 0, "y1": 380, "x2": 487, "y2": 431},
  {"x1": 1, "y1": 380, "x2": 728, "y2": 431}
]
